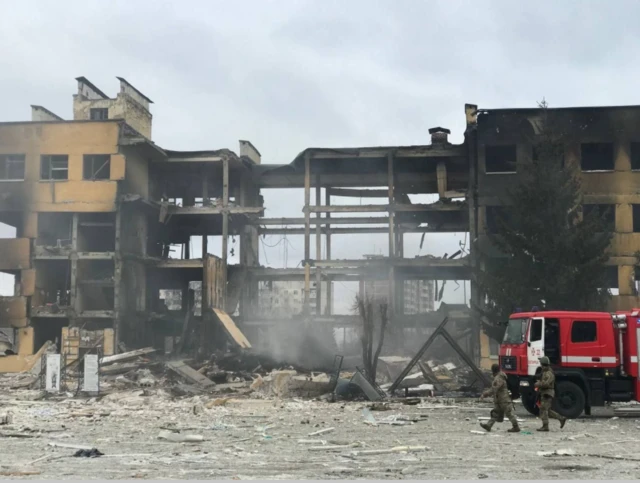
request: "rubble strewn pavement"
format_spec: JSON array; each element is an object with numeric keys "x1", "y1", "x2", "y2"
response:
[{"x1": 1, "y1": 351, "x2": 639, "y2": 479}]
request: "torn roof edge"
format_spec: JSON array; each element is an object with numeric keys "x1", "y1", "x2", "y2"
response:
[
  {"x1": 480, "y1": 103, "x2": 640, "y2": 114},
  {"x1": 116, "y1": 76, "x2": 154, "y2": 104},
  {"x1": 75, "y1": 76, "x2": 110, "y2": 99}
]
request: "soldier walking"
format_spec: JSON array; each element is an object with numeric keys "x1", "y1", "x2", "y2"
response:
[
  {"x1": 535, "y1": 356, "x2": 567, "y2": 431},
  {"x1": 480, "y1": 363, "x2": 520, "y2": 433}
]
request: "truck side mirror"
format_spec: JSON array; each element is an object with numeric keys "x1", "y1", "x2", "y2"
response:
[{"x1": 527, "y1": 341, "x2": 531, "y2": 347}]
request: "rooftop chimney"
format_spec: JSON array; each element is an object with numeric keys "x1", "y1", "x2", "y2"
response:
[{"x1": 429, "y1": 127, "x2": 450, "y2": 145}]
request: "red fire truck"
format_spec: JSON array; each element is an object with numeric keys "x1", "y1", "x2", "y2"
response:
[{"x1": 499, "y1": 310, "x2": 640, "y2": 418}]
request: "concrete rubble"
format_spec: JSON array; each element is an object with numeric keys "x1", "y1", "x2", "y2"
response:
[
  {"x1": 0, "y1": 378, "x2": 639, "y2": 479},
  {"x1": 1, "y1": 348, "x2": 639, "y2": 479}
]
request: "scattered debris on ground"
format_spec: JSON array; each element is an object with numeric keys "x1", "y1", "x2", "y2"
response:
[{"x1": 0, "y1": 386, "x2": 637, "y2": 479}]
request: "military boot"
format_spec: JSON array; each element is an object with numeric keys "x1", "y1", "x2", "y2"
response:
[
  {"x1": 560, "y1": 417, "x2": 567, "y2": 429},
  {"x1": 480, "y1": 423, "x2": 492, "y2": 432},
  {"x1": 507, "y1": 424, "x2": 520, "y2": 433},
  {"x1": 536, "y1": 424, "x2": 549, "y2": 432}
]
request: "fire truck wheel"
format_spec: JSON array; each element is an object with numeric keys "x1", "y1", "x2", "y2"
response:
[
  {"x1": 553, "y1": 381, "x2": 585, "y2": 419},
  {"x1": 521, "y1": 393, "x2": 539, "y2": 416}
]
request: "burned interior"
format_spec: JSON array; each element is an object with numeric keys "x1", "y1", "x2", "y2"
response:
[{"x1": 1, "y1": 80, "x2": 640, "y2": 378}]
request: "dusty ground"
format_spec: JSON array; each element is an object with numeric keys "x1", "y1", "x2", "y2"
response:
[{"x1": 1, "y1": 390, "x2": 639, "y2": 480}]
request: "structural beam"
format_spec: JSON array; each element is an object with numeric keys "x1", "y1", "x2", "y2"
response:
[
  {"x1": 222, "y1": 157, "x2": 229, "y2": 310},
  {"x1": 304, "y1": 203, "x2": 464, "y2": 213},
  {"x1": 314, "y1": 258, "x2": 468, "y2": 268},
  {"x1": 241, "y1": 312, "x2": 470, "y2": 328},
  {"x1": 255, "y1": 217, "x2": 391, "y2": 226},
  {"x1": 257, "y1": 171, "x2": 470, "y2": 190},
  {"x1": 388, "y1": 151, "x2": 395, "y2": 318},
  {"x1": 258, "y1": 224, "x2": 468, "y2": 236},
  {"x1": 315, "y1": 176, "x2": 322, "y2": 316},
  {"x1": 325, "y1": 188, "x2": 332, "y2": 315},
  {"x1": 303, "y1": 152, "x2": 311, "y2": 312},
  {"x1": 167, "y1": 206, "x2": 264, "y2": 215},
  {"x1": 326, "y1": 188, "x2": 389, "y2": 198}
]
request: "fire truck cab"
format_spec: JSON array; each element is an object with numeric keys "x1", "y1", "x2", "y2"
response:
[{"x1": 499, "y1": 310, "x2": 640, "y2": 418}]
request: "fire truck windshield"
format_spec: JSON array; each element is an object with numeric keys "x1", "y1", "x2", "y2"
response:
[{"x1": 503, "y1": 318, "x2": 528, "y2": 344}]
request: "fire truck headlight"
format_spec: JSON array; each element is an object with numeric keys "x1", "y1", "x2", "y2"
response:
[{"x1": 519, "y1": 380, "x2": 530, "y2": 387}]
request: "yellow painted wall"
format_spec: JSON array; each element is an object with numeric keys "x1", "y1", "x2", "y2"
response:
[
  {"x1": 479, "y1": 332, "x2": 493, "y2": 370},
  {"x1": 17, "y1": 327, "x2": 34, "y2": 355},
  {"x1": 103, "y1": 328, "x2": 115, "y2": 356},
  {"x1": 0, "y1": 296, "x2": 27, "y2": 327},
  {"x1": 0, "y1": 328, "x2": 43, "y2": 373},
  {"x1": 20, "y1": 269, "x2": 35, "y2": 296},
  {"x1": 0, "y1": 238, "x2": 30, "y2": 270},
  {"x1": 0, "y1": 122, "x2": 123, "y2": 212}
]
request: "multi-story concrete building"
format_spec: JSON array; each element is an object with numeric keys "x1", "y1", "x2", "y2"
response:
[
  {"x1": 403, "y1": 280, "x2": 435, "y2": 315},
  {"x1": 361, "y1": 254, "x2": 435, "y2": 314},
  {"x1": 0, "y1": 77, "x2": 263, "y2": 372},
  {"x1": 467, "y1": 104, "x2": 640, "y2": 363},
  {"x1": 258, "y1": 281, "x2": 330, "y2": 318},
  {"x1": 2, "y1": 77, "x2": 637, "y2": 372}
]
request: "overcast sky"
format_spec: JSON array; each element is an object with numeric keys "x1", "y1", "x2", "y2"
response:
[{"x1": 1, "y1": 1, "x2": 638, "y2": 308}]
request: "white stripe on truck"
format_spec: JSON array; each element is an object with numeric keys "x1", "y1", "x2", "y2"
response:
[{"x1": 561, "y1": 356, "x2": 617, "y2": 364}]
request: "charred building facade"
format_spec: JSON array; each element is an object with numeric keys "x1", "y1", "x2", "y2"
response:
[
  {"x1": 0, "y1": 77, "x2": 262, "y2": 371},
  {"x1": 467, "y1": 104, "x2": 640, "y2": 363},
  {"x1": 1, "y1": 78, "x2": 638, "y2": 372}
]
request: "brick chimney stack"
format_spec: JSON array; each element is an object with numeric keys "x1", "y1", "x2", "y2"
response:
[{"x1": 429, "y1": 127, "x2": 451, "y2": 145}]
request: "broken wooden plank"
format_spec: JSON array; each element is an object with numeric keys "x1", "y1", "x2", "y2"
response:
[
  {"x1": 166, "y1": 360, "x2": 215, "y2": 388},
  {"x1": 417, "y1": 361, "x2": 440, "y2": 386},
  {"x1": 99, "y1": 347, "x2": 155, "y2": 366},
  {"x1": 0, "y1": 470, "x2": 42, "y2": 476},
  {"x1": 47, "y1": 442, "x2": 93, "y2": 451},
  {"x1": 308, "y1": 427, "x2": 335, "y2": 437},
  {"x1": 389, "y1": 317, "x2": 448, "y2": 393},
  {"x1": 100, "y1": 362, "x2": 141, "y2": 375},
  {"x1": 213, "y1": 308, "x2": 251, "y2": 349},
  {"x1": 350, "y1": 445, "x2": 429, "y2": 456},
  {"x1": 20, "y1": 340, "x2": 52, "y2": 374}
]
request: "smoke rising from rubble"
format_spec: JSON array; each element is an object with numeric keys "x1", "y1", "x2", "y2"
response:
[{"x1": 255, "y1": 322, "x2": 338, "y2": 371}]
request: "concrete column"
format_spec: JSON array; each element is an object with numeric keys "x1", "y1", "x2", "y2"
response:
[
  {"x1": 325, "y1": 189, "x2": 332, "y2": 315},
  {"x1": 315, "y1": 176, "x2": 322, "y2": 315},
  {"x1": 387, "y1": 151, "x2": 395, "y2": 318},
  {"x1": 222, "y1": 158, "x2": 229, "y2": 311},
  {"x1": 303, "y1": 152, "x2": 311, "y2": 314}
]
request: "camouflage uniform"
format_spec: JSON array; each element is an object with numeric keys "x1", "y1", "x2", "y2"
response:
[
  {"x1": 480, "y1": 369, "x2": 519, "y2": 432},
  {"x1": 535, "y1": 363, "x2": 566, "y2": 430}
]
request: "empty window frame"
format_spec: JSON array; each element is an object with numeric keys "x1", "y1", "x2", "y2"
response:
[
  {"x1": 604, "y1": 265, "x2": 619, "y2": 290},
  {"x1": 83, "y1": 155, "x2": 110, "y2": 180},
  {"x1": 570, "y1": 320, "x2": 597, "y2": 343},
  {"x1": 633, "y1": 205, "x2": 640, "y2": 233},
  {"x1": 631, "y1": 142, "x2": 640, "y2": 171},
  {"x1": 581, "y1": 143, "x2": 614, "y2": 172},
  {"x1": 0, "y1": 154, "x2": 25, "y2": 180},
  {"x1": 40, "y1": 155, "x2": 69, "y2": 180},
  {"x1": 90, "y1": 108, "x2": 108, "y2": 120},
  {"x1": 582, "y1": 204, "x2": 615, "y2": 231},
  {"x1": 485, "y1": 145, "x2": 517, "y2": 173},
  {"x1": 532, "y1": 145, "x2": 565, "y2": 168},
  {"x1": 529, "y1": 318, "x2": 542, "y2": 342}
]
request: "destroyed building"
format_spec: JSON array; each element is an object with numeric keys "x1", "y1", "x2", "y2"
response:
[
  {"x1": 1, "y1": 78, "x2": 639, "y2": 373},
  {"x1": 258, "y1": 281, "x2": 330, "y2": 319}
]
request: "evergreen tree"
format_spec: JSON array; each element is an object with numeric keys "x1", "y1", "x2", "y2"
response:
[{"x1": 475, "y1": 101, "x2": 614, "y2": 341}]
